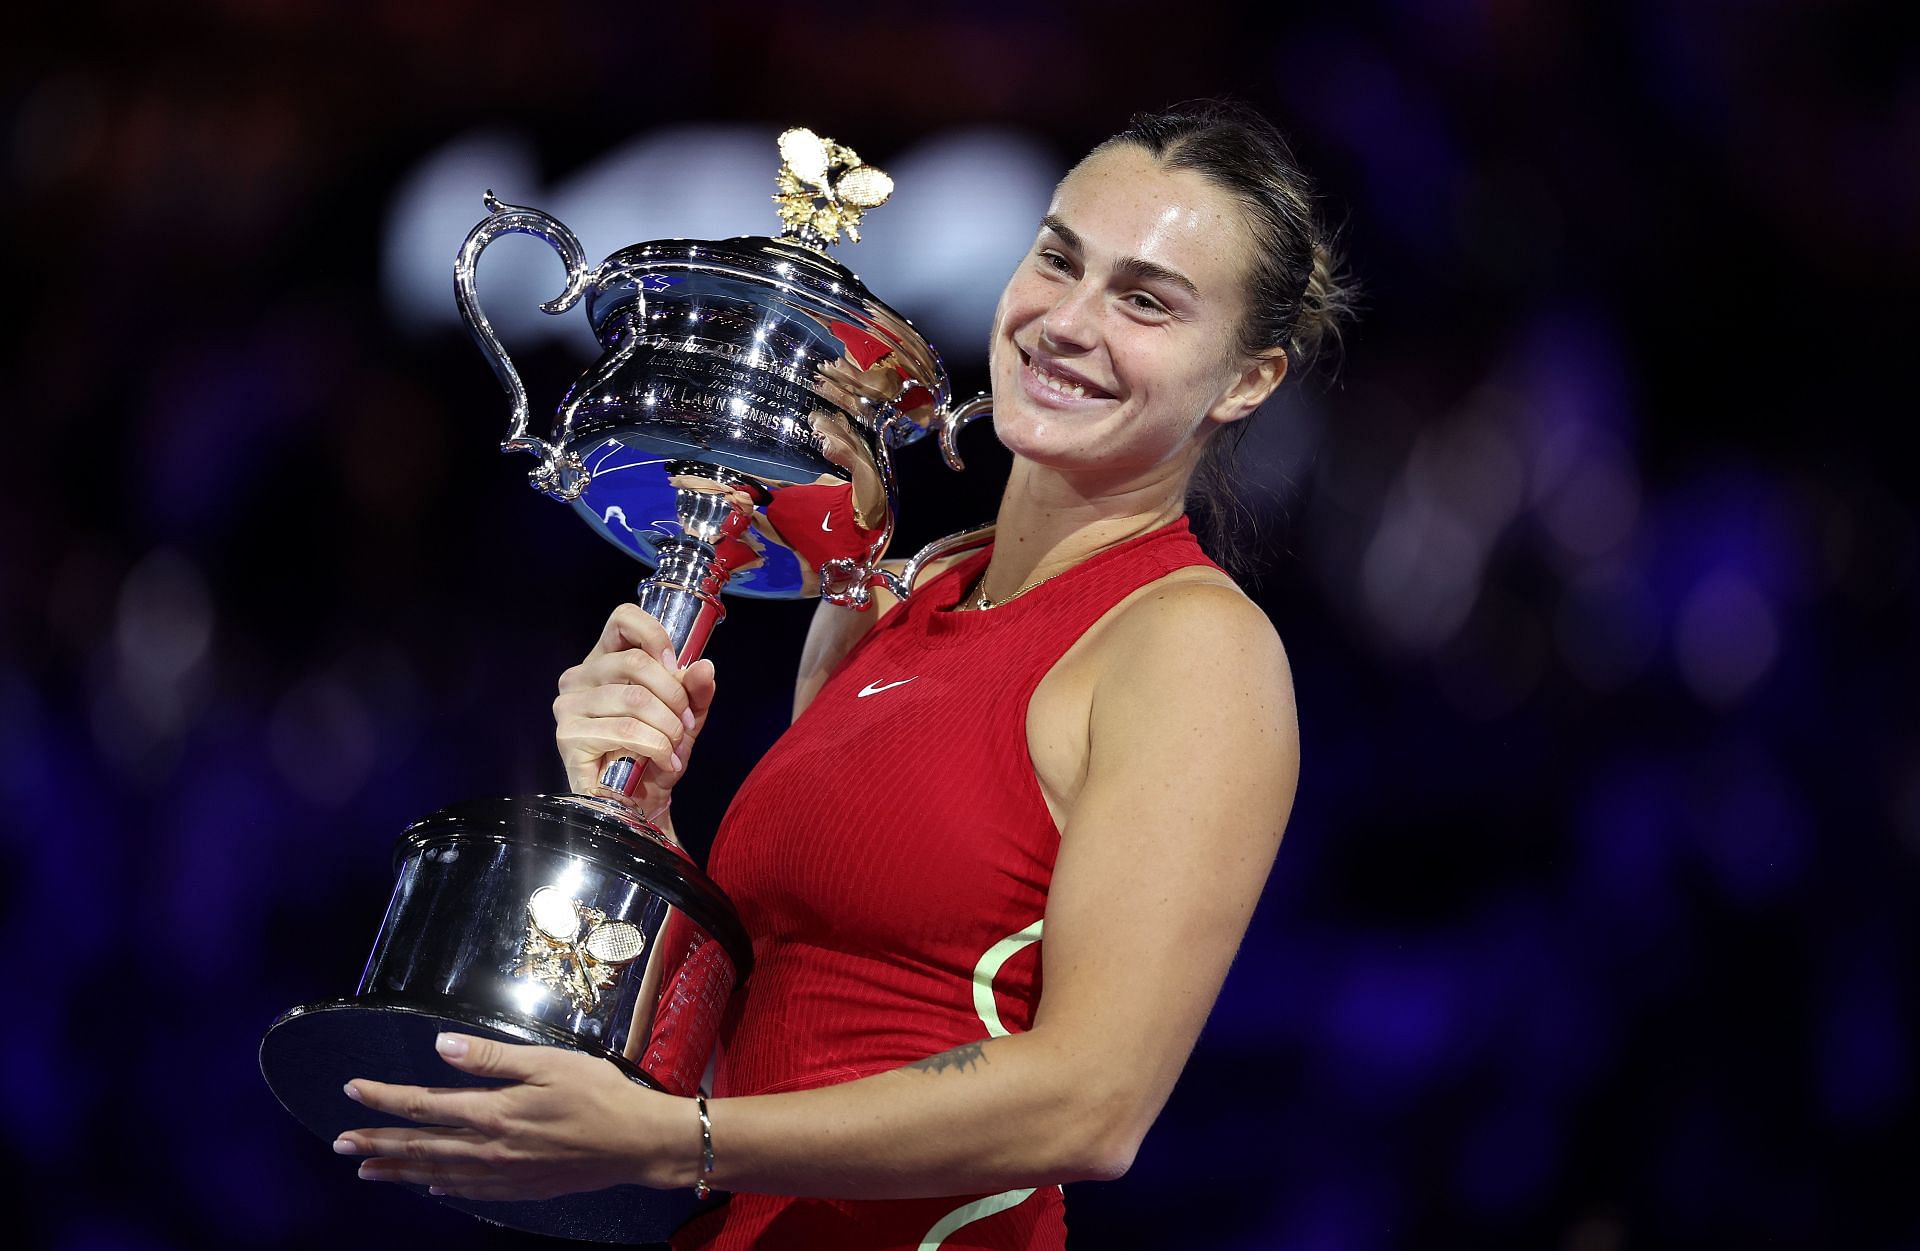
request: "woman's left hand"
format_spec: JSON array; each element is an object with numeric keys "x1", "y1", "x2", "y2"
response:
[{"x1": 334, "y1": 1033, "x2": 691, "y2": 1201}]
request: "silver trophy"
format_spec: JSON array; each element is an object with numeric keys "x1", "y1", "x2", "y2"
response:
[{"x1": 259, "y1": 128, "x2": 992, "y2": 1242}]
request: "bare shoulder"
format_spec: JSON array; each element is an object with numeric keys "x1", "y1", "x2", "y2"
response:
[
  {"x1": 791, "y1": 550, "x2": 975, "y2": 720},
  {"x1": 1066, "y1": 567, "x2": 1298, "y2": 839},
  {"x1": 1073, "y1": 567, "x2": 1298, "y2": 776},
  {"x1": 1094, "y1": 567, "x2": 1292, "y2": 692}
]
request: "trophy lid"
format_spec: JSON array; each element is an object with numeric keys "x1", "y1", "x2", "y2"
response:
[
  {"x1": 769, "y1": 126, "x2": 895, "y2": 251},
  {"x1": 579, "y1": 126, "x2": 898, "y2": 333}
]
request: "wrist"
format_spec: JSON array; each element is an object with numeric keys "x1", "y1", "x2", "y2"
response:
[{"x1": 619, "y1": 1088, "x2": 702, "y2": 1191}]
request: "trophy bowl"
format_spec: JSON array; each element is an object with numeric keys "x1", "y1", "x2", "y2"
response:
[
  {"x1": 556, "y1": 231, "x2": 943, "y2": 601},
  {"x1": 259, "y1": 127, "x2": 993, "y2": 1242},
  {"x1": 457, "y1": 126, "x2": 992, "y2": 628}
]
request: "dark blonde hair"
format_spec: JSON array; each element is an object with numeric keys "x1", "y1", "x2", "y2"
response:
[{"x1": 1096, "y1": 100, "x2": 1356, "y2": 570}]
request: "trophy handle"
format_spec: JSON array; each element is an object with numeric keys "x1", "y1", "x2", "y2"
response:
[
  {"x1": 817, "y1": 427, "x2": 903, "y2": 612},
  {"x1": 935, "y1": 392, "x2": 993, "y2": 471},
  {"x1": 455, "y1": 191, "x2": 594, "y2": 494},
  {"x1": 873, "y1": 523, "x2": 997, "y2": 600}
]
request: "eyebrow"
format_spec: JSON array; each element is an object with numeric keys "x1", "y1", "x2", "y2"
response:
[{"x1": 1040, "y1": 214, "x2": 1200, "y2": 300}]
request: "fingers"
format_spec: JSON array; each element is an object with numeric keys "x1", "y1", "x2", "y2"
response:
[
  {"x1": 556, "y1": 724, "x2": 682, "y2": 783},
  {"x1": 589, "y1": 603, "x2": 672, "y2": 664},
  {"x1": 555, "y1": 686, "x2": 689, "y2": 753},
  {"x1": 342, "y1": 1077, "x2": 495, "y2": 1131},
  {"x1": 682, "y1": 658, "x2": 718, "y2": 724},
  {"x1": 338, "y1": 1039, "x2": 642, "y2": 1202},
  {"x1": 334, "y1": 1125, "x2": 491, "y2": 1165},
  {"x1": 555, "y1": 662, "x2": 697, "y2": 784},
  {"x1": 433, "y1": 1033, "x2": 550, "y2": 1082},
  {"x1": 352, "y1": 1158, "x2": 552, "y2": 1201},
  {"x1": 558, "y1": 649, "x2": 694, "y2": 722},
  {"x1": 347, "y1": 1150, "x2": 512, "y2": 1196},
  {"x1": 556, "y1": 606, "x2": 723, "y2": 796}
]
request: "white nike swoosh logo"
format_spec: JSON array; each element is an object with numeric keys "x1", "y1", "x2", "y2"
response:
[
  {"x1": 856, "y1": 678, "x2": 916, "y2": 698},
  {"x1": 821, "y1": 514, "x2": 834, "y2": 532}
]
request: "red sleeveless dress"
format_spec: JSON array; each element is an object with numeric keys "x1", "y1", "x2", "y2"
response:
[{"x1": 673, "y1": 518, "x2": 1219, "y2": 1251}]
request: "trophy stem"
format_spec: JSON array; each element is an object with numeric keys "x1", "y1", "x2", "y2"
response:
[
  {"x1": 599, "y1": 542, "x2": 729, "y2": 799},
  {"x1": 635, "y1": 538, "x2": 730, "y2": 665},
  {"x1": 600, "y1": 467, "x2": 765, "y2": 798}
]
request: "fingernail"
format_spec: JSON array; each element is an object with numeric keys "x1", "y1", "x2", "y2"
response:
[
  {"x1": 436, "y1": 1033, "x2": 468, "y2": 1058},
  {"x1": 659, "y1": 646, "x2": 677, "y2": 669},
  {"x1": 343, "y1": 1082, "x2": 363, "y2": 1103},
  {"x1": 357, "y1": 1162, "x2": 377, "y2": 1180},
  {"x1": 669, "y1": 751, "x2": 683, "y2": 773},
  {"x1": 681, "y1": 708, "x2": 696, "y2": 731},
  {"x1": 333, "y1": 1137, "x2": 360, "y2": 1156},
  {"x1": 429, "y1": 1186, "x2": 447, "y2": 1196}
]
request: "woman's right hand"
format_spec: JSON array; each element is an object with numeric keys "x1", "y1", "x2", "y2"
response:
[{"x1": 553, "y1": 605, "x2": 719, "y2": 813}]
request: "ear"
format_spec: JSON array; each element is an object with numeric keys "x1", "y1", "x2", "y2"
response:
[{"x1": 1207, "y1": 348, "x2": 1289, "y2": 427}]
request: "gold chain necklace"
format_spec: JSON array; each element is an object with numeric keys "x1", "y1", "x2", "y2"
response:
[{"x1": 964, "y1": 566, "x2": 1050, "y2": 611}]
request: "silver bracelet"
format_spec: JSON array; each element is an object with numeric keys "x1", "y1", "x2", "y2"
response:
[{"x1": 694, "y1": 1093, "x2": 715, "y2": 1199}]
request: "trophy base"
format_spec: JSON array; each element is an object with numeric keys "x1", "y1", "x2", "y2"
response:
[{"x1": 260, "y1": 995, "x2": 702, "y2": 1244}]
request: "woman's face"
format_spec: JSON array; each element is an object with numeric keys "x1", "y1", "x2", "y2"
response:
[{"x1": 987, "y1": 144, "x2": 1280, "y2": 485}]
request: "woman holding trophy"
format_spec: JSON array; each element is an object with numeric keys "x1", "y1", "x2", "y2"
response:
[{"x1": 335, "y1": 101, "x2": 1350, "y2": 1248}]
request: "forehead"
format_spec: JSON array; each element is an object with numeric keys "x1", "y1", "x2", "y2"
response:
[{"x1": 1047, "y1": 144, "x2": 1256, "y2": 304}]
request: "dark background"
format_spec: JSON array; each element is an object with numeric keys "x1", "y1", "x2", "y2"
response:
[{"x1": 3, "y1": 2, "x2": 1916, "y2": 1248}]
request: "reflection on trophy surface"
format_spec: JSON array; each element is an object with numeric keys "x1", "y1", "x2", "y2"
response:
[{"x1": 258, "y1": 126, "x2": 992, "y2": 1242}]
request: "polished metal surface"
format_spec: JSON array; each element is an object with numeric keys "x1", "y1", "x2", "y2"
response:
[
  {"x1": 935, "y1": 393, "x2": 995, "y2": 472},
  {"x1": 453, "y1": 128, "x2": 988, "y2": 608},
  {"x1": 260, "y1": 793, "x2": 751, "y2": 1239},
  {"x1": 363, "y1": 795, "x2": 749, "y2": 1089},
  {"x1": 879, "y1": 523, "x2": 999, "y2": 600},
  {"x1": 453, "y1": 191, "x2": 593, "y2": 496},
  {"x1": 461, "y1": 215, "x2": 941, "y2": 604},
  {"x1": 264, "y1": 792, "x2": 751, "y2": 1095}
]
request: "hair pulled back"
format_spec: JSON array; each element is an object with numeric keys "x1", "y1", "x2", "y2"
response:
[{"x1": 1095, "y1": 100, "x2": 1356, "y2": 570}]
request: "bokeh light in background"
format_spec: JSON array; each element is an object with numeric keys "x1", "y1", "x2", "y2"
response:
[{"x1": 3, "y1": 1, "x2": 1916, "y2": 1248}]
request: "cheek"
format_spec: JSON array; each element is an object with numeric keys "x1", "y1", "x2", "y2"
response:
[
  {"x1": 1125, "y1": 351, "x2": 1222, "y2": 433},
  {"x1": 987, "y1": 288, "x2": 1012, "y2": 358},
  {"x1": 997, "y1": 266, "x2": 1056, "y2": 328},
  {"x1": 988, "y1": 285, "x2": 1024, "y2": 368}
]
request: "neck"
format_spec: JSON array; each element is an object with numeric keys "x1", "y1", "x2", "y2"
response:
[{"x1": 976, "y1": 456, "x2": 1191, "y2": 601}]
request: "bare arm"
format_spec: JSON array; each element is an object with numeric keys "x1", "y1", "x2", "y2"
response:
[
  {"x1": 792, "y1": 552, "x2": 973, "y2": 719},
  {"x1": 792, "y1": 591, "x2": 894, "y2": 721}
]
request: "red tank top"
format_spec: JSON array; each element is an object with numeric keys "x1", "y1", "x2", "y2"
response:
[{"x1": 675, "y1": 518, "x2": 1219, "y2": 1251}]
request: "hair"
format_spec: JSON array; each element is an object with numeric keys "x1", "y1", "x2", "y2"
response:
[{"x1": 1092, "y1": 100, "x2": 1357, "y2": 576}]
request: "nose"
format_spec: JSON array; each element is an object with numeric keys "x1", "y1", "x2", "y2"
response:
[{"x1": 1038, "y1": 280, "x2": 1099, "y2": 354}]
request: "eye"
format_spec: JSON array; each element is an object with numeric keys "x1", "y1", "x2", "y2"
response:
[
  {"x1": 1126, "y1": 292, "x2": 1168, "y2": 315},
  {"x1": 1037, "y1": 248, "x2": 1073, "y2": 273}
]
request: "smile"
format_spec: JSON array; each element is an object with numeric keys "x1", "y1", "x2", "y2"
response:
[{"x1": 1019, "y1": 349, "x2": 1117, "y2": 406}]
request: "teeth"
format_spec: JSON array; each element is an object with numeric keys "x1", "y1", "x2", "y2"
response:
[{"x1": 1034, "y1": 365, "x2": 1088, "y2": 398}]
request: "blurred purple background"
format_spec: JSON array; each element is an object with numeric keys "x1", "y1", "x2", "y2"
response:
[{"x1": 3, "y1": 2, "x2": 1916, "y2": 1248}]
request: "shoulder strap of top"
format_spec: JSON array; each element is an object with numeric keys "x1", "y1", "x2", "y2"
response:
[{"x1": 880, "y1": 516, "x2": 1222, "y2": 653}]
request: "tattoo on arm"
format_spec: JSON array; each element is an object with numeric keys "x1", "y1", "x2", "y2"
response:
[{"x1": 904, "y1": 1042, "x2": 988, "y2": 1075}]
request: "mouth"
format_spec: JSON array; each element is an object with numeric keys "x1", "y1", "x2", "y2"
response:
[{"x1": 1018, "y1": 347, "x2": 1118, "y2": 405}]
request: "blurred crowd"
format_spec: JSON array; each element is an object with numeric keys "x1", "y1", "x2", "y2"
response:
[{"x1": 3, "y1": 2, "x2": 1915, "y2": 1248}]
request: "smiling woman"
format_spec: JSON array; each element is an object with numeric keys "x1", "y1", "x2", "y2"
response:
[
  {"x1": 340, "y1": 100, "x2": 1353, "y2": 1251},
  {"x1": 988, "y1": 141, "x2": 1281, "y2": 494}
]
